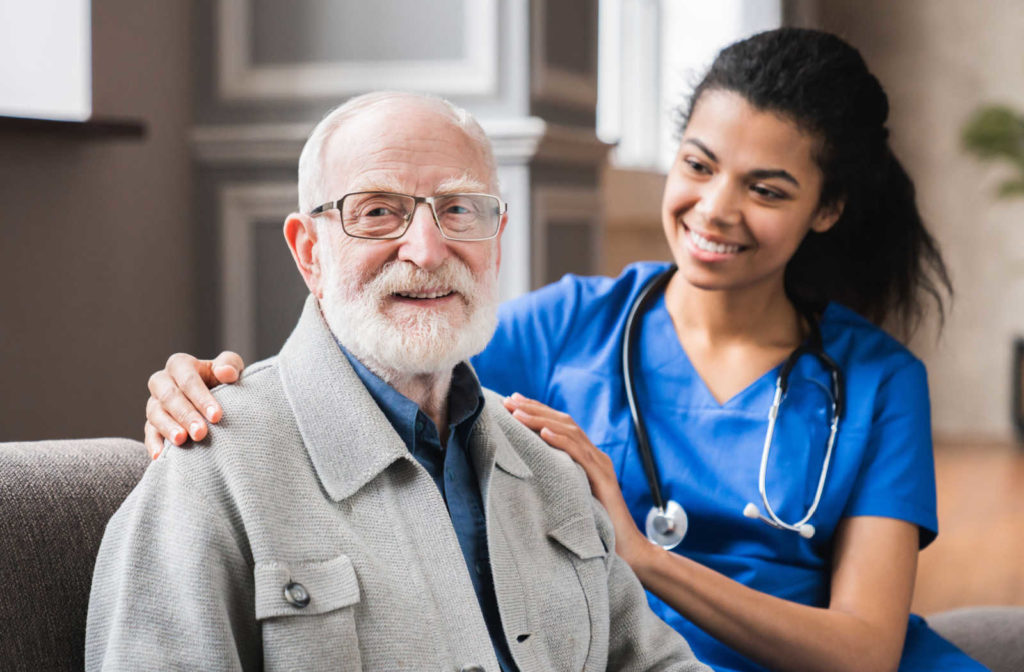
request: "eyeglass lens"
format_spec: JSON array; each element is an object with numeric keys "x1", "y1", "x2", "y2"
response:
[{"x1": 340, "y1": 192, "x2": 501, "y2": 240}]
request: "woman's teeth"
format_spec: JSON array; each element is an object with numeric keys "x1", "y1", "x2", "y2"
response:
[
  {"x1": 395, "y1": 290, "x2": 453, "y2": 299},
  {"x1": 689, "y1": 229, "x2": 741, "y2": 254}
]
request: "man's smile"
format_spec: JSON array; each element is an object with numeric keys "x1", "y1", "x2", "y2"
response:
[{"x1": 392, "y1": 289, "x2": 456, "y2": 300}]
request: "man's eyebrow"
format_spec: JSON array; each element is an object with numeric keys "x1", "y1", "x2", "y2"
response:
[
  {"x1": 682, "y1": 138, "x2": 800, "y2": 188},
  {"x1": 349, "y1": 175, "x2": 405, "y2": 194},
  {"x1": 436, "y1": 174, "x2": 489, "y2": 194}
]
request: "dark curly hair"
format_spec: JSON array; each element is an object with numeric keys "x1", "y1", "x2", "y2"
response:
[{"x1": 680, "y1": 28, "x2": 951, "y2": 338}]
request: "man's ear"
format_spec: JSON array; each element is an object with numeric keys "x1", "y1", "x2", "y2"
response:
[
  {"x1": 283, "y1": 213, "x2": 324, "y2": 298},
  {"x1": 811, "y1": 198, "x2": 844, "y2": 233}
]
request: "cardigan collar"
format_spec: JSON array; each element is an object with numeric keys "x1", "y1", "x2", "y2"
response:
[{"x1": 278, "y1": 296, "x2": 530, "y2": 502}]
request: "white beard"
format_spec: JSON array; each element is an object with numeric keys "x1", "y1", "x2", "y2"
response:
[{"x1": 319, "y1": 255, "x2": 499, "y2": 382}]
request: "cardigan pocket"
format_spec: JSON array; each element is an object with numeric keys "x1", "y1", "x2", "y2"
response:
[
  {"x1": 254, "y1": 554, "x2": 363, "y2": 672},
  {"x1": 546, "y1": 514, "x2": 611, "y2": 671}
]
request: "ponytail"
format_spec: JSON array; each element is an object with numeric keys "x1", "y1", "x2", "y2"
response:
[{"x1": 785, "y1": 147, "x2": 951, "y2": 338}]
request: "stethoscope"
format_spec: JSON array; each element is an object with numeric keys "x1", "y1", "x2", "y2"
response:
[{"x1": 622, "y1": 266, "x2": 845, "y2": 549}]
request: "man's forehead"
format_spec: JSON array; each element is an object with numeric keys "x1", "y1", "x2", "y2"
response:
[
  {"x1": 322, "y1": 116, "x2": 494, "y2": 195},
  {"x1": 347, "y1": 172, "x2": 489, "y2": 195}
]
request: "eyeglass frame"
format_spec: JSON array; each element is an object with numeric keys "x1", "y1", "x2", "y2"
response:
[{"x1": 309, "y1": 191, "x2": 508, "y2": 242}]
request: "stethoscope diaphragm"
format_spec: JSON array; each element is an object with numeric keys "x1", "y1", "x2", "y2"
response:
[{"x1": 645, "y1": 500, "x2": 688, "y2": 549}]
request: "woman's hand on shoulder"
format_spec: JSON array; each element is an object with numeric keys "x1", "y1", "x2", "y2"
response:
[
  {"x1": 502, "y1": 393, "x2": 654, "y2": 567},
  {"x1": 144, "y1": 351, "x2": 246, "y2": 459}
]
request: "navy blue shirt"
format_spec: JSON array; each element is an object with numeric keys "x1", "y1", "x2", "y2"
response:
[{"x1": 340, "y1": 347, "x2": 518, "y2": 672}]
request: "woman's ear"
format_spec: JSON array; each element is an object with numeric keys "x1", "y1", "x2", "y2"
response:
[
  {"x1": 283, "y1": 213, "x2": 324, "y2": 298},
  {"x1": 811, "y1": 199, "x2": 845, "y2": 233}
]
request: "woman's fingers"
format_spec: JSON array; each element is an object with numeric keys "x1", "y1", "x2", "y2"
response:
[
  {"x1": 505, "y1": 392, "x2": 572, "y2": 422},
  {"x1": 165, "y1": 353, "x2": 226, "y2": 424},
  {"x1": 144, "y1": 421, "x2": 166, "y2": 460},
  {"x1": 147, "y1": 368, "x2": 207, "y2": 441},
  {"x1": 505, "y1": 398, "x2": 615, "y2": 484},
  {"x1": 211, "y1": 350, "x2": 245, "y2": 384},
  {"x1": 502, "y1": 393, "x2": 649, "y2": 561},
  {"x1": 146, "y1": 394, "x2": 194, "y2": 445},
  {"x1": 147, "y1": 351, "x2": 246, "y2": 446}
]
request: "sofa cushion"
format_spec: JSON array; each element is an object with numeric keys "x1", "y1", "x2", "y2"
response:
[{"x1": 0, "y1": 438, "x2": 148, "y2": 671}]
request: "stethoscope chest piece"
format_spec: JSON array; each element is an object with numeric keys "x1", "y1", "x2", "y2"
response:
[{"x1": 645, "y1": 499, "x2": 688, "y2": 549}]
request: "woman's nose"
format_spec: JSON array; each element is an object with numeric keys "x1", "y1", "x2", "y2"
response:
[{"x1": 694, "y1": 178, "x2": 741, "y2": 228}]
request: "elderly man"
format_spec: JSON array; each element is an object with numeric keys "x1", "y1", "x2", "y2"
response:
[{"x1": 86, "y1": 92, "x2": 706, "y2": 672}]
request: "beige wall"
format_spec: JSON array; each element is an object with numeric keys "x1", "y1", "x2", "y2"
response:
[
  {"x1": 0, "y1": 1, "x2": 194, "y2": 440},
  {"x1": 807, "y1": 0, "x2": 1024, "y2": 441}
]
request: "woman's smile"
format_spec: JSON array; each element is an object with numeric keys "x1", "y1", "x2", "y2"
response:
[{"x1": 681, "y1": 221, "x2": 750, "y2": 260}]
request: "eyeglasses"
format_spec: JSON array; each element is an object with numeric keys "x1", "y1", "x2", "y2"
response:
[{"x1": 309, "y1": 191, "x2": 507, "y2": 241}]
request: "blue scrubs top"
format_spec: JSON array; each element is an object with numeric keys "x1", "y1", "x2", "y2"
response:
[{"x1": 472, "y1": 262, "x2": 986, "y2": 672}]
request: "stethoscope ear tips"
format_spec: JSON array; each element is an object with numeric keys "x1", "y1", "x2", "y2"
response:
[{"x1": 744, "y1": 502, "x2": 817, "y2": 539}]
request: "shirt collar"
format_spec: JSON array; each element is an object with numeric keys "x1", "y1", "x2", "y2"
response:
[
  {"x1": 339, "y1": 344, "x2": 484, "y2": 452},
  {"x1": 340, "y1": 346, "x2": 420, "y2": 449}
]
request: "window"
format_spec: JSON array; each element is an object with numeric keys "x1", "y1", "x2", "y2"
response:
[
  {"x1": 598, "y1": 0, "x2": 782, "y2": 171},
  {"x1": 0, "y1": 0, "x2": 91, "y2": 121}
]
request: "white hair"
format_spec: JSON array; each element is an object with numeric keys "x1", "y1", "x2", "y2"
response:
[{"x1": 296, "y1": 91, "x2": 499, "y2": 214}]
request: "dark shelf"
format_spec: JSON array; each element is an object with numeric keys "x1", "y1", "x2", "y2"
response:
[{"x1": 0, "y1": 115, "x2": 147, "y2": 140}]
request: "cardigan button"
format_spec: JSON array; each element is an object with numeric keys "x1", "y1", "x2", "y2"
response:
[
  {"x1": 458, "y1": 665, "x2": 485, "y2": 672},
  {"x1": 283, "y1": 582, "x2": 310, "y2": 608}
]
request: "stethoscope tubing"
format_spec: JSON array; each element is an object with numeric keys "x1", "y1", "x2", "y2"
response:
[
  {"x1": 624, "y1": 266, "x2": 845, "y2": 545},
  {"x1": 622, "y1": 266, "x2": 677, "y2": 513}
]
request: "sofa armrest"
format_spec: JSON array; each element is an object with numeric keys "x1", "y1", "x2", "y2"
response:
[
  {"x1": 928, "y1": 606, "x2": 1024, "y2": 672},
  {"x1": 0, "y1": 438, "x2": 148, "y2": 671}
]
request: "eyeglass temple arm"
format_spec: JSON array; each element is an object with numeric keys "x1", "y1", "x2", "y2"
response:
[{"x1": 309, "y1": 202, "x2": 339, "y2": 216}]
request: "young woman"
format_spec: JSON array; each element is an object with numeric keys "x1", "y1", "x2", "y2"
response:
[{"x1": 145, "y1": 29, "x2": 984, "y2": 672}]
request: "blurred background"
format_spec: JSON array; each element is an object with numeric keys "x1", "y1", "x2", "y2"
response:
[{"x1": 1, "y1": 0, "x2": 1022, "y2": 612}]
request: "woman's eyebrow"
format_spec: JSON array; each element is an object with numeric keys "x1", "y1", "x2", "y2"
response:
[
  {"x1": 683, "y1": 137, "x2": 801, "y2": 188},
  {"x1": 682, "y1": 138, "x2": 718, "y2": 161},
  {"x1": 749, "y1": 168, "x2": 800, "y2": 188}
]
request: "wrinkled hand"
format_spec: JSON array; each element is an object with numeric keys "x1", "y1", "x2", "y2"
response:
[
  {"x1": 144, "y1": 351, "x2": 246, "y2": 459},
  {"x1": 502, "y1": 393, "x2": 654, "y2": 566}
]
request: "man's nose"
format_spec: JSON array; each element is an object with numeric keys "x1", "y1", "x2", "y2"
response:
[
  {"x1": 396, "y1": 203, "x2": 450, "y2": 270},
  {"x1": 694, "y1": 177, "x2": 741, "y2": 228}
]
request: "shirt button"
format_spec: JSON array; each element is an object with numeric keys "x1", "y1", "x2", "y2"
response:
[
  {"x1": 415, "y1": 419, "x2": 425, "y2": 432},
  {"x1": 283, "y1": 582, "x2": 310, "y2": 608},
  {"x1": 459, "y1": 665, "x2": 485, "y2": 672}
]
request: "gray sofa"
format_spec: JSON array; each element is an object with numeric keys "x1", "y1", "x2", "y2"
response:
[
  {"x1": 1, "y1": 438, "x2": 1022, "y2": 671},
  {"x1": 0, "y1": 439, "x2": 148, "y2": 671}
]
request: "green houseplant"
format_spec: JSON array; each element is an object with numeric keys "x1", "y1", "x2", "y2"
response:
[{"x1": 962, "y1": 105, "x2": 1024, "y2": 196}]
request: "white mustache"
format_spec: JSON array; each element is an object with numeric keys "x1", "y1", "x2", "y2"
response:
[{"x1": 366, "y1": 260, "x2": 477, "y2": 302}]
